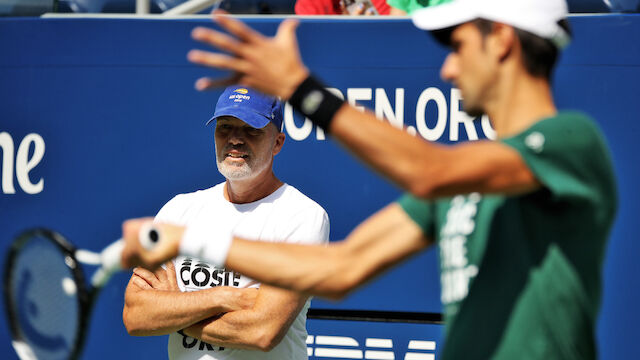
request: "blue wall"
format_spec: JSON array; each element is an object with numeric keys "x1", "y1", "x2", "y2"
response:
[{"x1": 0, "y1": 15, "x2": 638, "y2": 359}]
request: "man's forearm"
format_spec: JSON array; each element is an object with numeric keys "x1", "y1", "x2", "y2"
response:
[
  {"x1": 227, "y1": 240, "x2": 352, "y2": 299},
  {"x1": 123, "y1": 286, "x2": 253, "y2": 336},
  {"x1": 182, "y1": 311, "x2": 268, "y2": 351},
  {"x1": 181, "y1": 287, "x2": 308, "y2": 352},
  {"x1": 288, "y1": 79, "x2": 451, "y2": 199},
  {"x1": 224, "y1": 204, "x2": 429, "y2": 299},
  {"x1": 293, "y1": 83, "x2": 539, "y2": 199},
  {"x1": 330, "y1": 104, "x2": 452, "y2": 198}
]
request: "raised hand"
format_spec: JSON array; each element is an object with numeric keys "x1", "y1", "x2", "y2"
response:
[{"x1": 187, "y1": 11, "x2": 309, "y2": 100}]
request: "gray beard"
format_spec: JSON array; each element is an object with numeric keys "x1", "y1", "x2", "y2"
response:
[{"x1": 217, "y1": 160, "x2": 253, "y2": 180}]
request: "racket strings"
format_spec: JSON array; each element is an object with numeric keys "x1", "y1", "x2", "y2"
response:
[{"x1": 7, "y1": 235, "x2": 82, "y2": 360}]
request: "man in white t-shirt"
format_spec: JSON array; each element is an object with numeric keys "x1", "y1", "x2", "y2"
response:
[{"x1": 122, "y1": 85, "x2": 329, "y2": 360}]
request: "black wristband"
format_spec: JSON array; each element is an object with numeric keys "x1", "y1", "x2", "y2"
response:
[{"x1": 288, "y1": 75, "x2": 344, "y2": 132}]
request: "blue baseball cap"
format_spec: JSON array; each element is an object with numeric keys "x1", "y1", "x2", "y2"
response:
[{"x1": 206, "y1": 86, "x2": 284, "y2": 131}]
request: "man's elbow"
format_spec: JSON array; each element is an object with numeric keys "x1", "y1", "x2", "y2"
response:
[
  {"x1": 122, "y1": 307, "x2": 148, "y2": 336},
  {"x1": 316, "y1": 271, "x2": 359, "y2": 301},
  {"x1": 333, "y1": 277, "x2": 361, "y2": 300},
  {"x1": 122, "y1": 311, "x2": 140, "y2": 336},
  {"x1": 254, "y1": 328, "x2": 286, "y2": 352},
  {"x1": 313, "y1": 251, "x2": 362, "y2": 300},
  {"x1": 124, "y1": 324, "x2": 155, "y2": 337},
  {"x1": 407, "y1": 180, "x2": 436, "y2": 199},
  {"x1": 403, "y1": 162, "x2": 449, "y2": 199},
  {"x1": 125, "y1": 327, "x2": 147, "y2": 337},
  {"x1": 256, "y1": 339, "x2": 277, "y2": 352}
]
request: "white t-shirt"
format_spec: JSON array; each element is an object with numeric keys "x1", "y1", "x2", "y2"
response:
[{"x1": 154, "y1": 183, "x2": 330, "y2": 360}]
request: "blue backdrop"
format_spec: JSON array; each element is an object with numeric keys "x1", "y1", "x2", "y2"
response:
[{"x1": 0, "y1": 14, "x2": 638, "y2": 359}]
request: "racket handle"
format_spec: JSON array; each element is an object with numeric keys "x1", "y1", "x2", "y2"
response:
[
  {"x1": 92, "y1": 239, "x2": 125, "y2": 287},
  {"x1": 139, "y1": 222, "x2": 162, "y2": 250},
  {"x1": 92, "y1": 222, "x2": 161, "y2": 287},
  {"x1": 101, "y1": 240, "x2": 125, "y2": 270}
]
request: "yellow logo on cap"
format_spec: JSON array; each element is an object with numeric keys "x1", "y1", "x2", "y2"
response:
[{"x1": 234, "y1": 88, "x2": 249, "y2": 94}]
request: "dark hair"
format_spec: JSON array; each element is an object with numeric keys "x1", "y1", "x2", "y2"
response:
[{"x1": 472, "y1": 18, "x2": 572, "y2": 80}]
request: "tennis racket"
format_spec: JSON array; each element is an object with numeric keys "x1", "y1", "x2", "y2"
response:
[{"x1": 3, "y1": 225, "x2": 160, "y2": 360}]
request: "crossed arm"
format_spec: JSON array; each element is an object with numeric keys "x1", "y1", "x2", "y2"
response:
[
  {"x1": 123, "y1": 263, "x2": 309, "y2": 351},
  {"x1": 182, "y1": 285, "x2": 308, "y2": 351}
]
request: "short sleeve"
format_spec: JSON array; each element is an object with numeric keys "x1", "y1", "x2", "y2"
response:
[
  {"x1": 279, "y1": 206, "x2": 330, "y2": 246},
  {"x1": 397, "y1": 193, "x2": 435, "y2": 238},
  {"x1": 154, "y1": 194, "x2": 188, "y2": 225},
  {"x1": 501, "y1": 112, "x2": 617, "y2": 210}
]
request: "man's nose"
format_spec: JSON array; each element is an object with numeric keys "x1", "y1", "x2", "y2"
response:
[
  {"x1": 228, "y1": 129, "x2": 245, "y2": 145},
  {"x1": 440, "y1": 53, "x2": 458, "y2": 83}
]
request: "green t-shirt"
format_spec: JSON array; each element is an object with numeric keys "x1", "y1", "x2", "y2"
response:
[
  {"x1": 386, "y1": 0, "x2": 451, "y2": 14},
  {"x1": 398, "y1": 112, "x2": 617, "y2": 360}
]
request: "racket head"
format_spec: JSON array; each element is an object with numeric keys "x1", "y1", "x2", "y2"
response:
[{"x1": 3, "y1": 228, "x2": 91, "y2": 360}]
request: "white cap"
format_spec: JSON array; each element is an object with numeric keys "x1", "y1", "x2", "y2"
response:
[{"x1": 412, "y1": 0, "x2": 571, "y2": 49}]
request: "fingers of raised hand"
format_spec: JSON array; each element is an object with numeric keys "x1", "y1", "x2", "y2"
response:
[
  {"x1": 275, "y1": 19, "x2": 300, "y2": 46},
  {"x1": 191, "y1": 27, "x2": 248, "y2": 57},
  {"x1": 194, "y1": 74, "x2": 242, "y2": 91},
  {"x1": 212, "y1": 11, "x2": 265, "y2": 45},
  {"x1": 188, "y1": 50, "x2": 251, "y2": 74}
]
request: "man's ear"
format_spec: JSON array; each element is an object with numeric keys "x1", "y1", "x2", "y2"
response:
[
  {"x1": 489, "y1": 22, "x2": 516, "y2": 62},
  {"x1": 272, "y1": 131, "x2": 285, "y2": 156}
]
